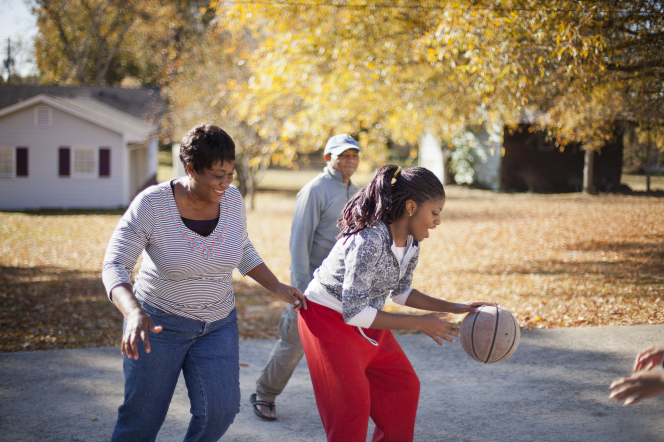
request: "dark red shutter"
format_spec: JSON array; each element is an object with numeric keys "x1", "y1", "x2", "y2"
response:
[
  {"x1": 16, "y1": 147, "x2": 28, "y2": 177},
  {"x1": 99, "y1": 148, "x2": 111, "y2": 177},
  {"x1": 59, "y1": 147, "x2": 70, "y2": 176}
]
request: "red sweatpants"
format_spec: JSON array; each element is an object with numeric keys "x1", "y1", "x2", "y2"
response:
[{"x1": 298, "y1": 301, "x2": 420, "y2": 442}]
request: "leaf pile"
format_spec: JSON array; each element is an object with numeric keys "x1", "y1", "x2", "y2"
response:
[
  {"x1": 0, "y1": 212, "x2": 123, "y2": 352},
  {"x1": 393, "y1": 188, "x2": 664, "y2": 330},
  {"x1": 1, "y1": 188, "x2": 662, "y2": 352}
]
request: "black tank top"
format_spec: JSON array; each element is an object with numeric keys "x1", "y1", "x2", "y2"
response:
[{"x1": 170, "y1": 180, "x2": 219, "y2": 237}]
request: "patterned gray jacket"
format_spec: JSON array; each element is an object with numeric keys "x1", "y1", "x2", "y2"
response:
[{"x1": 313, "y1": 219, "x2": 420, "y2": 322}]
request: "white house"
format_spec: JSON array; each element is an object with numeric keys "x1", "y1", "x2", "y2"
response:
[
  {"x1": 466, "y1": 122, "x2": 503, "y2": 190},
  {"x1": 0, "y1": 86, "x2": 162, "y2": 210},
  {"x1": 459, "y1": 121, "x2": 623, "y2": 192},
  {"x1": 418, "y1": 133, "x2": 446, "y2": 183}
]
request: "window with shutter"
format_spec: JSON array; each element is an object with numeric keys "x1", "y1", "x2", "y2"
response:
[
  {"x1": 0, "y1": 147, "x2": 14, "y2": 178},
  {"x1": 35, "y1": 106, "x2": 52, "y2": 128},
  {"x1": 16, "y1": 147, "x2": 28, "y2": 177},
  {"x1": 99, "y1": 148, "x2": 111, "y2": 177},
  {"x1": 72, "y1": 147, "x2": 97, "y2": 177},
  {"x1": 59, "y1": 147, "x2": 71, "y2": 176}
]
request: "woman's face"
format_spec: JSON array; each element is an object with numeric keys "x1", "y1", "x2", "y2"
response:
[
  {"x1": 188, "y1": 160, "x2": 235, "y2": 203},
  {"x1": 406, "y1": 198, "x2": 445, "y2": 242}
]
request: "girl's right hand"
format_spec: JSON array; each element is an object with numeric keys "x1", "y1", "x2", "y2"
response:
[{"x1": 417, "y1": 313, "x2": 460, "y2": 346}]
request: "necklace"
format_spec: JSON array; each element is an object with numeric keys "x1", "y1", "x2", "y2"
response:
[{"x1": 164, "y1": 188, "x2": 230, "y2": 260}]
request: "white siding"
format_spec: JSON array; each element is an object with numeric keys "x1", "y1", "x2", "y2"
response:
[
  {"x1": 471, "y1": 123, "x2": 503, "y2": 191},
  {"x1": 172, "y1": 143, "x2": 186, "y2": 179},
  {"x1": 147, "y1": 138, "x2": 158, "y2": 179},
  {"x1": 129, "y1": 144, "x2": 148, "y2": 198},
  {"x1": 418, "y1": 133, "x2": 445, "y2": 183},
  {"x1": 0, "y1": 104, "x2": 127, "y2": 210}
]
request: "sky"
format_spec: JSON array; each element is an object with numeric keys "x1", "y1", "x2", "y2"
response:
[{"x1": 0, "y1": 0, "x2": 38, "y2": 77}]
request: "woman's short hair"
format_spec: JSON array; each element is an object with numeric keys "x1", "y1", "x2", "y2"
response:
[{"x1": 179, "y1": 124, "x2": 235, "y2": 174}]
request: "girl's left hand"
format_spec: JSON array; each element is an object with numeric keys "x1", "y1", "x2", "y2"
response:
[
  {"x1": 273, "y1": 283, "x2": 308, "y2": 311},
  {"x1": 451, "y1": 301, "x2": 498, "y2": 314}
]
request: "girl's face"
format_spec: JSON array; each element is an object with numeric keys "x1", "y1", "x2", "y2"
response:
[
  {"x1": 406, "y1": 198, "x2": 445, "y2": 241},
  {"x1": 188, "y1": 160, "x2": 235, "y2": 203}
]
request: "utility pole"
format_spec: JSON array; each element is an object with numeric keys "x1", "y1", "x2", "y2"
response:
[
  {"x1": 3, "y1": 38, "x2": 15, "y2": 83},
  {"x1": 646, "y1": 121, "x2": 652, "y2": 194},
  {"x1": 583, "y1": 148, "x2": 596, "y2": 195}
]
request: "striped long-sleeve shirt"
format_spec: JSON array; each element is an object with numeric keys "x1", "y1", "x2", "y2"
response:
[{"x1": 102, "y1": 182, "x2": 263, "y2": 322}]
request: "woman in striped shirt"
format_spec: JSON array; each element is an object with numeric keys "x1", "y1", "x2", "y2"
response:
[{"x1": 102, "y1": 124, "x2": 306, "y2": 442}]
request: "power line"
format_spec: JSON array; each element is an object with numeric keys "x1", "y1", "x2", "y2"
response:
[{"x1": 228, "y1": 0, "x2": 664, "y2": 14}]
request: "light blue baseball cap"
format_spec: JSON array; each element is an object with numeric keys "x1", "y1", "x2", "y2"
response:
[{"x1": 324, "y1": 134, "x2": 362, "y2": 156}]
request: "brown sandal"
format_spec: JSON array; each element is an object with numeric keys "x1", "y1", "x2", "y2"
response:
[{"x1": 250, "y1": 393, "x2": 276, "y2": 421}]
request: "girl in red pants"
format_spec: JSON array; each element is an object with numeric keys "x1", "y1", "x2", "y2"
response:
[{"x1": 298, "y1": 165, "x2": 495, "y2": 442}]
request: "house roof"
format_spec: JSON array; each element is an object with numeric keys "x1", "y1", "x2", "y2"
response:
[
  {"x1": 51, "y1": 95, "x2": 156, "y2": 140},
  {"x1": 0, "y1": 85, "x2": 164, "y2": 124},
  {"x1": 0, "y1": 88, "x2": 163, "y2": 143}
]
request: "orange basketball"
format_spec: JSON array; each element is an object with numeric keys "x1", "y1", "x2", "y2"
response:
[{"x1": 460, "y1": 305, "x2": 520, "y2": 364}]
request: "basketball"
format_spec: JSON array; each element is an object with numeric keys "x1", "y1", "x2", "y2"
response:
[{"x1": 460, "y1": 305, "x2": 520, "y2": 364}]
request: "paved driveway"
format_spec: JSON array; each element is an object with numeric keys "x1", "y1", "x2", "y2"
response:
[{"x1": 1, "y1": 325, "x2": 663, "y2": 442}]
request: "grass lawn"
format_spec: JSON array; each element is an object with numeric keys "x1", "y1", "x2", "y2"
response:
[
  {"x1": 157, "y1": 153, "x2": 374, "y2": 190},
  {"x1": 622, "y1": 173, "x2": 664, "y2": 191},
  {"x1": 256, "y1": 169, "x2": 375, "y2": 190},
  {"x1": 157, "y1": 149, "x2": 174, "y2": 183},
  {"x1": 1, "y1": 176, "x2": 663, "y2": 352}
]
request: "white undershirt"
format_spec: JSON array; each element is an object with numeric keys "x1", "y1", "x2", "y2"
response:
[{"x1": 393, "y1": 245, "x2": 407, "y2": 265}]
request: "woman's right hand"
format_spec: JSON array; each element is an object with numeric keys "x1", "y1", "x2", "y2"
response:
[
  {"x1": 110, "y1": 284, "x2": 163, "y2": 360},
  {"x1": 121, "y1": 307, "x2": 163, "y2": 360},
  {"x1": 417, "y1": 313, "x2": 460, "y2": 346}
]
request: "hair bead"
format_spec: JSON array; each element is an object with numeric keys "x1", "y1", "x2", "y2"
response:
[{"x1": 392, "y1": 167, "x2": 402, "y2": 185}]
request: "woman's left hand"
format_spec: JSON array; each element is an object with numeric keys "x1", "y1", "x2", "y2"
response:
[
  {"x1": 246, "y1": 263, "x2": 308, "y2": 311},
  {"x1": 272, "y1": 283, "x2": 308, "y2": 311},
  {"x1": 451, "y1": 301, "x2": 498, "y2": 315}
]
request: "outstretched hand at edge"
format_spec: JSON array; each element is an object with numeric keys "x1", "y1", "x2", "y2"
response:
[
  {"x1": 633, "y1": 346, "x2": 664, "y2": 372},
  {"x1": 610, "y1": 371, "x2": 664, "y2": 406}
]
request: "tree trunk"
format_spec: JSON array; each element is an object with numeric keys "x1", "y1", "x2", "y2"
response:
[
  {"x1": 646, "y1": 126, "x2": 652, "y2": 194},
  {"x1": 246, "y1": 173, "x2": 255, "y2": 211},
  {"x1": 234, "y1": 156, "x2": 255, "y2": 210},
  {"x1": 442, "y1": 147, "x2": 454, "y2": 185},
  {"x1": 583, "y1": 148, "x2": 596, "y2": 194}
]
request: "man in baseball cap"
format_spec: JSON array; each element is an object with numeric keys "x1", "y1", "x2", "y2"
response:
[
  {"x1": 322, "y1": 134, "x2": 362, "y2": 187},
  {"x1": 251, "y1": 135, "x2": 361, "y2": 420},
  {"x1": 324, "y1": 133, "x2": 361, "y2": 155}
]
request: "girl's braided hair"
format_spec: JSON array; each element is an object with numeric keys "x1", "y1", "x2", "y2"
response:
[{"x1": 338, "y1": 165, "x2": 445, "y2": 237}]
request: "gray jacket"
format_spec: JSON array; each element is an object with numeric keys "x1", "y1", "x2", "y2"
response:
[
  {"x1": 290, "y1": 166, "x2": 360, "y2": 292},
  {"x1": 313, "y1": 220, "x2": 420, "y2": 322}
]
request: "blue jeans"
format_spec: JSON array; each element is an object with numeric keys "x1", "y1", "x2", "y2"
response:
[{"x1": 111, "y1": 303, "x2": 240, "y2": 442}]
